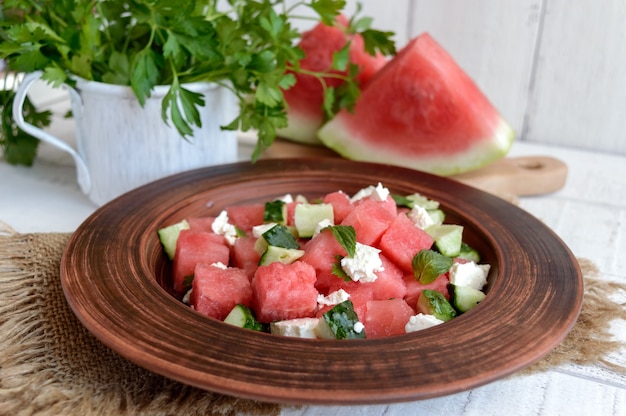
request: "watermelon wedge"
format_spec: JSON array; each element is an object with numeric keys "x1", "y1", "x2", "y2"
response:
[
  {"x1": 317, "y1": 33, "x2": 515, "y2": 176},
  {"x1": 278, "y1": 15, "x2": 388, "y2": 145}
]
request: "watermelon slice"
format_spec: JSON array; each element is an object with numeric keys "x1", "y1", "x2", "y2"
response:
[
  {"x1": 277, "y1": 15, "x2": 388, "y2": 145},
  {"x1": 318, "y1": 33, "x2": 515, "y2": 175}
]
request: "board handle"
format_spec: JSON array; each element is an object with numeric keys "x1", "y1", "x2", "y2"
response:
[{"x1": 452, "y1": 156, "x2": 568, "y2": 196}]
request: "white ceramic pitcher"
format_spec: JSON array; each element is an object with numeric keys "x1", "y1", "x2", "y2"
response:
[{"x1": 13, "y1": 71, "x2": 239, "y2": 206}]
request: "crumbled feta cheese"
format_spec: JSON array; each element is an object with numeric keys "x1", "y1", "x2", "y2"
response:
[
  {"x1": 449, "y1": 261, "x2": 490, "y2": 290},
  {"x1": 211, "y1": 210, "x2": 238, "y2": 245},
  {"x1": 350, "y1": 182, "x2": 390, "y2": 203},
  {"x1": 270, "y1": 318, "x2": 320, "y2": 338},
  {"x1": 312, "y1": 218, "x2": 334, "y2": 237},
  {"x1": 317, "y1": 289, "x2": 350, "y2": 306},
  {"x1": 340, "y1": 242, "x2": 384, "y2": 283},
  {"x1": 405, "y1": 313, "x2": 445, "y2": 333},
  {"x1": 353, "y1": 321, "x2": 365, "y2": 334},
  {"x1": 252, "y1": 222, "x2": 277, "y2": 238},
  {"x1": 407, "y1": 204, "x2": 435, "y2": 229},
  {"x1": 182, "y1": 289, "x2": 192, "y2": 305},
  {"x1": 210, "y1": 262, "x2": 228, "y2": 270},
  {"x1": 279, "y1": 194, "x2": 294, "y2": 203}
]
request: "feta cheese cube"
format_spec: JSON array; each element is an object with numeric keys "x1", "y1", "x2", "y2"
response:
[
  {"x1": 340, "y1": 242, "x2": 384, "y2": 283},
  {"x1": 449, "y1": 261, "x2": 490, "y2": 290},
  {"x1": 270, "y1": 318, "x2": 320, "y2": 338},
  {"x1": 405, "y1": 313, "x2": 445, "y2": 333},
  {"x1": 353, "y1": 321, "x2": 365, "y2": 334}
]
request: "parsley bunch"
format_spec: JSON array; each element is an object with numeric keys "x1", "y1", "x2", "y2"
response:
[{"x1": 0, "y1": 0, "x2": 395, "y2": 163}]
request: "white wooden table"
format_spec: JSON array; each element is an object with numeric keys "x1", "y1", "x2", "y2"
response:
[{"x1": 1, "y1": 138, "x2": 625, "y2": 415}]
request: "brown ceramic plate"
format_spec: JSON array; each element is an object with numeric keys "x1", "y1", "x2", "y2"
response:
[{"x1": 60, "y1": 158, "x2": 583, "y2": 405}]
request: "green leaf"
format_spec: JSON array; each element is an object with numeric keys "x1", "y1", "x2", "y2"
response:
[
  {"x1": 1, "y1": 90, "x2": 51, "y2": 166},
  {"x1": 412, "y1": 249, "x2": 454, "y2": 284},
  {"x1": 331, "y1": 255, "x2": 351, "y2": 282},
  {"x1": 325, "y1": 225, "x2": 356, "y2": 257},
  {"x1": 332, "y1": 42, "x2": 351, "y2": 71},
  {"x1": 322, "y1": 300, "x2": 366, "y2": 339},
  {"x1": 161, "y1": 80, "x2": 205, "y2": 138},
  {"x1": 131, "y1": 48, "x2": 161, "y2": 106},
  {"x1": 360, "y1": 29, "x2": 397, "y2": 56},
  {"x1": 309, "y1": 0, "x2": 347, "y2": 25},
  {"x1": 262, "y1": 224, "x2": 300, "y2": 250}
]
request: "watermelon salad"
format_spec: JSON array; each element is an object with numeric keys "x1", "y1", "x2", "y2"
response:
[
  {"x1": 158, "y1": 183, "x2": 491, "y2": 340},
  {"x1": 279, "y1": 16, "x2": 514, "y2": 176}
]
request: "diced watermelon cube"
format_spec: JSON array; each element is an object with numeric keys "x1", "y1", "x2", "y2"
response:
[
  {"x1": 190, "y1": 263, "x2": 252, "y2": 320},
  {"x1": 364, "y1": 298, "x2": 414, "y2": 339},
  {"x1": 403, "y1": 273, "x2": 450, "y2": 311},
  {"x1": 251, "y1": 261, "x2": 319, "y2": 323},
  {"x1": 315, "y1": 270, "x2": 346, "y2": 295},
  {"x1": 341, "y1": 198, "x2": 396, "y2": 245},
  {"x1": 323, "y1": 191, "x2": 353, "y2": 223},
  {"x1": 231, "y1": 236, "x2": 261, "y2": 280},
  {"x1": 172, "y1": 229, "x2": 230, "y2": 293},
  {"x1": 379, "y1": 212, "x2": 435, "y2": 272},
  {"x1": 187, "y1": 216, "x2": 217, "y2": 233},
  {"x1": 226, "y1": 204, "x2": 265, "y2": 232},
  {"x1": 300, "y1": 229, "x2": 347, "y2": 275}
]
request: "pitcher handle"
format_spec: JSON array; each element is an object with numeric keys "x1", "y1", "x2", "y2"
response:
[{"x1": 12, "y1": 71, "x2": 91, "y2": 194}]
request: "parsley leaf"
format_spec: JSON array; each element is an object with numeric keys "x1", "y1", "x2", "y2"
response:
[
  {"x1": 0, "y1": 89, "x2": 51, "y2": 166},
  {"x1": 412, "y1": 249, "x2": 454, "y2": 284}
]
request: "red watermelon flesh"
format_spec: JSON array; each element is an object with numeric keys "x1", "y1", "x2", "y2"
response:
[
  {"x1": 226, "y1": 204, "x2": 265, "y2": 232},
  {"x1": 251, "y1": 261, "x2": 319, "y2": 323},
  {"x1": 278, "y1": 15, "x2": 388, "y2": 144},
  {"x1": 322, "y1": 191, "x2": 353, "y2": 223},
  {"x1": 327, "y1": 254, "x2": 406, "y2": 300},
  {"x1": 300, "y1": 229, "x2": 348, "y2": 275},
  {"x1": 379, "y1": 212, "x2": 435, "y2": 272},
  {"x1": 364, "y1": 299, "x2": 414, "y2": 339},
  {"x1": 340, "y1": 198, "x2": 396, "y2": 246},
  {"x1": 187, "y1": 216, "x2": 217, "y2": 233},
  {"x1": 231, "y1": 236, "x2": 260, "y2": 280},
  {"x1": 403, "y1": 273, "x2": 450, "y2": 311},
  {"x1": 191, "y1": 263, "x2": 253, "y2": 320},
  {"x1": 172, "y1": 230, "x2": 230, "y2": 293},
  {"x1": 318, "y1": 32, "x2": 515, "y2": 175}
]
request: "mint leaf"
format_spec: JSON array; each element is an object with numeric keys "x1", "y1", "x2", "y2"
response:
[
  {"x1": 412, "y1": 249, "x2": 453, "y2": 284},
  {"x1": 262, "y1": 225, "x2": 300, "y2": 250},
  {"x1": 331, "y1": 255, "x2": 351, "y2": 282},
  {"x1": 326, "y1": 225, "x2": 356, "y2": 257}
]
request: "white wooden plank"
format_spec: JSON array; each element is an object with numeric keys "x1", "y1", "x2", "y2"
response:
[
  {"x1": 407, "y1": 0, "x2": 543, "y2": 145},
  {"x1": 525, "y1": 0, "x2": 626, "y2": 154}
]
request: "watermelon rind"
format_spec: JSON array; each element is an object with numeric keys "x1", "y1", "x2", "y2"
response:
[
  {"x1": 277, "y1": 110, "x2": 325, "y2": 145},
  {"x1": 318, "y1": 117, "x2": 515, "y2": 176}
]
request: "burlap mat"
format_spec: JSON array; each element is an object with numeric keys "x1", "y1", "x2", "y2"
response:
[{"x1": 1, "y1": 231, "x2": 625, "y2": 416}]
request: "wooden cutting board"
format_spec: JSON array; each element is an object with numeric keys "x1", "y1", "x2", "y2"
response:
[{"x1": 260, "y1": 139, "x2": 568, "y2": 199}]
